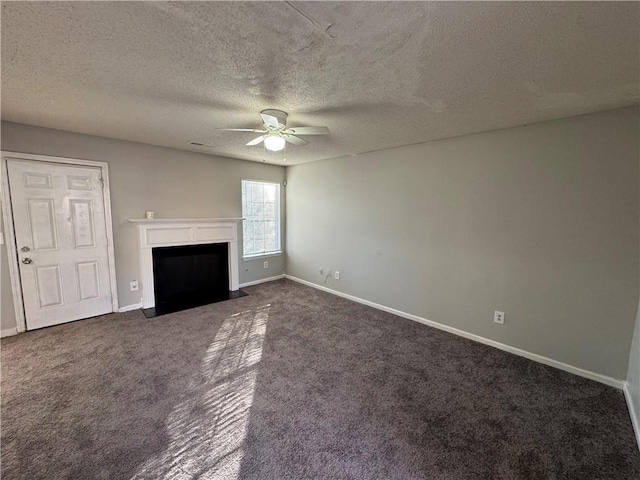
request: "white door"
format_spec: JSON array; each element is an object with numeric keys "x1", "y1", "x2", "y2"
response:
[{"x1": 7, "y1": 159, "x2": 113, "y2": 330}]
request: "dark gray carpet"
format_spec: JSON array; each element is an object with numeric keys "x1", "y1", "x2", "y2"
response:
[{"x1": 1, "y1": 279, "x2": 639, "y2": 479}]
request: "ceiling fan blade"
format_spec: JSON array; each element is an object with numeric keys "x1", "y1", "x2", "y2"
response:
[
  {"x1": 284, "y1": 134, "x2": 309, "y2": 146},
  {"x1": 285, "y1": 126, "x2": 329, "y2": 135},
  {"x1": 261, "y1": 113, "x2": 280, "y2": 129},
  {"x1": 217, "y1": 128, "x2": 267, "y2": 133},
  {"x1": 246, "y1": 135, "x2": 266, "y2": 146}
]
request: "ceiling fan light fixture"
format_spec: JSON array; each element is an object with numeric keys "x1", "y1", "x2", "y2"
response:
[
  {"x1": 264, "y1": 134, "x2": 286, "y2": 152},
  {"x1": 220, "y1": 109, "x2": 329, "y2": 157}
]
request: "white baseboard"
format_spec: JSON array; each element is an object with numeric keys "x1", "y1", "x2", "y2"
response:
[
  {"x1": 623, "y1": 382, "x2": 640, "y2": 452},
  {"x1": 239, "y1": 274, "x2": 285, "y2": 288},
  {"x1": 118, "y1": 302, "x2": 143, "y2": 313},
  {"x1": 0, "y1": 327, "x2": 18, "y2": 338},
  {"x1": 285, "y1": 275, "x2": 625, "y2": 390}
]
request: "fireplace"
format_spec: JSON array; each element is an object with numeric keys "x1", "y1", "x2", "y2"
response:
[
  {"x1": 128, "y1": 217, "x2": 246, "y2": 316},
  {"x1": 152, "y1": 243, "x2": 230, "y2": 314}
]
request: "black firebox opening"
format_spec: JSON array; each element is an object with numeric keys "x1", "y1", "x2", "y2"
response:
[{"x1": 145, "y1": 243, "x2": 246, "y2": 318}]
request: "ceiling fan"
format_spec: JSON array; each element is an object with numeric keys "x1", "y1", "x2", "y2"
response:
[{"x1": 217, "y1": 109, "x2": 329, "y2": 152}]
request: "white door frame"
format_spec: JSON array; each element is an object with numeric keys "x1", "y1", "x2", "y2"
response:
[{"x1": 1, "y1": 151, "x2": 119, "y2": 332}]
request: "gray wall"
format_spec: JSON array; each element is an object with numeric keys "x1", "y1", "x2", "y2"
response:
[
  {"x1": 286, "y1": 107, "x2": 639, "y2": 380},
  {"x1": 628, "y1": 144, "x2": 640, "y2": 446},
  {"x1": 1, "y1": 122, "x2": 285, "y2": 330},
  {"x1": 1, "y1": 201, "x2": 17, "y2": 332},
  {"x1": 629, "y1": 298, "x2": 640, "y2": 445}
]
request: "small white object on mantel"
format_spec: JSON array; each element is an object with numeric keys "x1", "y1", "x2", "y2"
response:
[{"x1": 128, "y1": 217, "x2": 244, "y2": 309}]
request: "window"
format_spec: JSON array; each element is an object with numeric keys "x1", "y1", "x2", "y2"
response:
[{"x1": 241, "y1": 180, "x2": 281, "y2": 257}]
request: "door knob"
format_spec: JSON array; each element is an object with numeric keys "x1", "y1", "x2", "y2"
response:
[{"x1": 21, "y1": 258, "x2": 33, "y2": 265}]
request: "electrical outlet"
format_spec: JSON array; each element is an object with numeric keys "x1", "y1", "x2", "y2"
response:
[
  {"x1": 334, "y1": 271, "x2": 340, "y2": 280},
  {"x1": 263, "y1": 261, "x2": 268, "y2": 269},
  {"x1": 494, "y1": 311, "x2": 505, "y2": 325},
  {"x1": 130, "y1": 280, "x2": 139, "y2": 291}
]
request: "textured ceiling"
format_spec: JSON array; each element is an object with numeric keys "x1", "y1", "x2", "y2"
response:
[{"x1": 2, "y1": 1, "x2": 639, "y2": 165}]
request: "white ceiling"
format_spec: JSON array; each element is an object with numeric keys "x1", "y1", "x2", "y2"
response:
[{"x1": 2, "y1": 1, "x2": 639, "y2": 165}]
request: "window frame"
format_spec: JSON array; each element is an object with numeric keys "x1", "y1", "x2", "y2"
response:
[{"x1": 241, "y1": 179, "x2": 282, "y2": 259}]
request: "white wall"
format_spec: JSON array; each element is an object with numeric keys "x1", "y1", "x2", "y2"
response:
[
  {"x1": 1, "y1": 122, "x2": 285, "y2": 330},
  {"x1": 286, "y1": 107, "x2": 639, "y2": 381}
]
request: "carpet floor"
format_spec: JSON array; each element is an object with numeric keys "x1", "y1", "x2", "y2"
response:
[{"x1": 1, "y1": 279, "x2": 639, "y2": 479}]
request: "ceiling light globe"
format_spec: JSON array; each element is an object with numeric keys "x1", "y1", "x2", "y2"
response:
[{"x1": 264, "y1": 135, "x2": 286, "y2": 152}]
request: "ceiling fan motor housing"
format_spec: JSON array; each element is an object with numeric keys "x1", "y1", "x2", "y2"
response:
[{"x1": 261, "y1": 109, "x2": 288, "y2": 128}]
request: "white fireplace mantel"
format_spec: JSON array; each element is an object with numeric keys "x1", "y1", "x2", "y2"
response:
[{"x1": 128, "y1": 218, "x2": 243, "y2": 308}]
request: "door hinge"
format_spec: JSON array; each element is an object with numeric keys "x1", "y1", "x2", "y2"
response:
[{"x1": 99, "y1": 176, "x2": 104, "y2": 188}]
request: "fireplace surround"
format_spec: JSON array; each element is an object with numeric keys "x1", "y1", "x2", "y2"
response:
[{"x1": 129, "y1": 218, "x2": 243, "y2": 311}]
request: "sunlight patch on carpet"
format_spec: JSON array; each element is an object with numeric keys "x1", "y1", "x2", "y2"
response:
[{"x1": 130, "y1": 305, "x2": 270, "y2": 479}]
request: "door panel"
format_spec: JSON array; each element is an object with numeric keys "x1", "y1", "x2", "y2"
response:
[
  {"x1": 70, "y1": 199, "x2": 96, "y2": 248},
  {"x1": 67, "y1": 175, "x2": 92, "y2": 190},
  {"x1": 35, "y1": 264, "x2": 64, "y2": 308},
  {"x1": 77, "y1": 261, "x2": 100, "y2": 300},
  {"x1": 28, "y1": 198, "x2": 59, "y2": 251},
  {"x1": 23, "y1": 172, "x2": 52, "y2": 189},
  {"x1": 7, "y1": 159, "x2": 113, "y2": 329}
]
